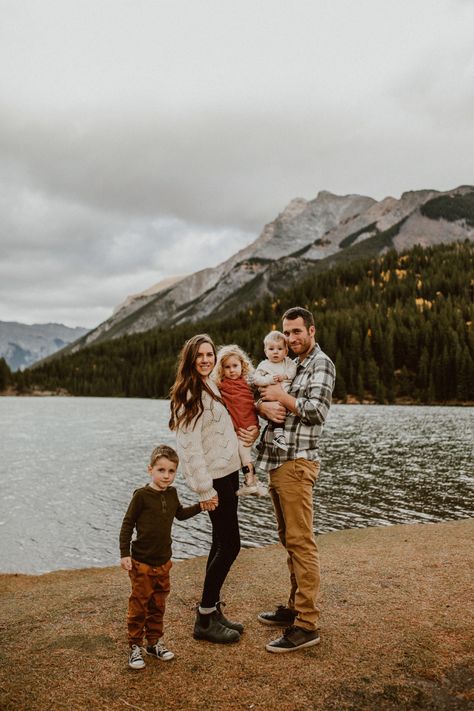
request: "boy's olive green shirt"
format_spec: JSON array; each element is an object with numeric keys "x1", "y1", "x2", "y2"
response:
[{"x1": 119, "y1": 484, "x2": 201, "y2": 566}]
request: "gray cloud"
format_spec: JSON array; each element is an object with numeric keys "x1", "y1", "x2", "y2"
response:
[{"x1": 1, "y1": 0, "x2": 473, "y2": 327}]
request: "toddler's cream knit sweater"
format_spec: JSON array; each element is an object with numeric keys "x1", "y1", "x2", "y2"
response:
[{"x1": 176, "y1": 379, "x2": 242, "y2": 501}]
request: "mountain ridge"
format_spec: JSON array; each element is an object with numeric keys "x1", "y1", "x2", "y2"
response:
[
  {"x1": 49, "y1": 185, "x2": 474, "y2": 359},
  {"x1": 0, "y1": 321, "x2": 89, "y2": 370}
]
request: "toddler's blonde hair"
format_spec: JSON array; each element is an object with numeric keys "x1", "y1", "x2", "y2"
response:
[
  {"x1": 263, "y1": 330, "x2": 288, "y2": 348},
  {"x1": 214, "y1": 344, "x2": 254, "y2": 384}
]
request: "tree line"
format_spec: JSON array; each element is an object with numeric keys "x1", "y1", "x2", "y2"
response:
[{"x1": 9, "y1": 241, "x2": 474, "y2": 403}]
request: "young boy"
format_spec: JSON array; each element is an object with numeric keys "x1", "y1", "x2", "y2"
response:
[
  {"x1": 252, "y1": 331, "x2": 297, "y2": 451},
  {"x1": 120, "y1": 444, "x2": 211, "y2": 670}
]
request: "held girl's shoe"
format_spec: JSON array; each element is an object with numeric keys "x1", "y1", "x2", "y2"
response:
[
  {"x1": 236, "y1": 483, "x2": 258, "y2": 496},
  {"x1": 255, "y1": 482, "x2": 269, "y2": 497},
  {"x1": 193, "y1": 610, "x2": 240, "y2": 644},
  {"x1": 216, "y1": 601, "x2": 244, "y2": 634}
]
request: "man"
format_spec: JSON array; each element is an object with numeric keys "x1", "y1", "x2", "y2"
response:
[{"x1": 255, "y1": 306, "x2": 336, "y2": 653}]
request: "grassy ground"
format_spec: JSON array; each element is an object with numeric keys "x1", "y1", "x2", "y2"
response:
[{"x1": 1, "y1": 519, "x2": 473, "y2": 711}]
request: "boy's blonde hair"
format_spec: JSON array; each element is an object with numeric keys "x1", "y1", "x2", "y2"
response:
[
  {"x1": 150, "y1": 444, "x2": 179, "y2": 467},
  {"x1": 214, "y1": 344, "x2": 254, "y2": 384},
  {"x1": 263, "y1": 330, "x2": 288, "y2": 348}
]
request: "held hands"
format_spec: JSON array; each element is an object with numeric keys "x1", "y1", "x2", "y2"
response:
[
  {"x1": 200, "y1": 495, "x2": 219, "y2": 511},
  {"x1": 120, "y1": 556, "x2": 132, "y2": 572}
]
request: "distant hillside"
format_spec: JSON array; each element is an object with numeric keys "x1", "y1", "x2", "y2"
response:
[
  {"x1": 21, "y1": 241, "x2": 474, "y2": 404},
  {"x1": 0, "y1": 321, "x2": 89, "y2": 371},
  {"x1": 48, "y1": 186, "x2": 474, "y2": 361}
]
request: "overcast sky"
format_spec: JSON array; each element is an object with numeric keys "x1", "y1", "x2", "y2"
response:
[{"x1": 1, "y1": 0, "x2": 473, "y2": 328}]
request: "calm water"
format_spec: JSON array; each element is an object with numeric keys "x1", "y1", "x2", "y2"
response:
[{"x1": 0, "y1": 397, "x2": 473, "y2": 574}]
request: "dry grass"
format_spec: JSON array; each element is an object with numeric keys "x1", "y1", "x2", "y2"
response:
[{"x1": 1, "y1": 519, "x2": 473, "y2": 711}]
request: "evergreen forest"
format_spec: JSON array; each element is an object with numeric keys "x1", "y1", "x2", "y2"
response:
[{"x1": 10, "y1": 241, "x2": 474, "y2": 404}]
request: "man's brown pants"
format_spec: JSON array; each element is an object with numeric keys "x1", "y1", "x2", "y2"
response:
[
  {"x1": 127, "y1": 558, "x2": 172, "y2": 647},
  {"x1": 268, "y1": 458, "x2": 321, "y2": 631}
]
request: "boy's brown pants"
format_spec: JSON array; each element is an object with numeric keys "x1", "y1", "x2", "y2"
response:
[{"x1": 127, "y1": 558, "x2": 172, "y2": 647}]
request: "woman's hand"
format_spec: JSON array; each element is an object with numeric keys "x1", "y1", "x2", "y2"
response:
[
  {"x1": 237, "y1": 425, "x2": 260, "y2": 445},
  {"x1": 120, "y1": 556, "x2": 132, "y2": 571},
  {"x1": 200, "y1": 495, "x2": 219, "y2": 511}
]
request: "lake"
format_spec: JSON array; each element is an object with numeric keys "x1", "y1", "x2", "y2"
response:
[{"x1": 0, "y1": 397, "x2": 472, "y2": 574}]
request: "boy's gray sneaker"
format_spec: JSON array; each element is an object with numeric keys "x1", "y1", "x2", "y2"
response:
[
  {"x1": 258, "y1": 605, "x2": 296, "y2": 626},
  {"x1": 128, "y1": 644, "x2": 146, "y2": 669},
  {"x1": 146, "y1": 641, "x2": 175, "y2": 661},
  {"x1": 266, "y1": 625, "x2": 321, "y2": 653}
]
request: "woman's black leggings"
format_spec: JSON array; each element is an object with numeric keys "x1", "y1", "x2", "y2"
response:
[{"x1": 201, "y1": 470, "x2": 241, "y2": 607}]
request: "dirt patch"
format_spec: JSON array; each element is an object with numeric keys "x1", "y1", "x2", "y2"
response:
[{"x1": 1, "y1": 520, "x2": 473, "y2": 711}]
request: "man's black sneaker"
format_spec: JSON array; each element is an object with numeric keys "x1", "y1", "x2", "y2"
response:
[
  {"x1": 257, "y1": 605, "x2": 296, "y2": 626},
  {"x1": 266, "y1": 625, "x2": 321, "y2": 653}
]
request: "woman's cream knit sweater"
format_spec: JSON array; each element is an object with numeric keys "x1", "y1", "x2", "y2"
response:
[{"x1": 175, "y1": 379, "x2": 242, "y2": 501}]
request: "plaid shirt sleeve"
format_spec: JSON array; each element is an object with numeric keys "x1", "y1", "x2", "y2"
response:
[{"x1": 295, "y1": 351, "x2": 335, "y2": 425}]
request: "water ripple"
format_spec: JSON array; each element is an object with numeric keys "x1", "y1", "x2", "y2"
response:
[{"x1": 0, "y1": 398, "x2": 472, "y2": 574}]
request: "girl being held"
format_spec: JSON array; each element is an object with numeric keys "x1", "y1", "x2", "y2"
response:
[{"x1": 214, "y1": 345, "x2": 266, "y2": 497}]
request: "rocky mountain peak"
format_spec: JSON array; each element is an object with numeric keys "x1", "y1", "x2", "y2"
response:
[{"x1": 53, "y1": 185, "x2": 474, "y2": 358}]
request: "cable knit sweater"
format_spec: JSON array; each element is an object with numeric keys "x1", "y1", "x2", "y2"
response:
[{"x1": 175, "y1": 379, "x2": 242, "y2": 501}]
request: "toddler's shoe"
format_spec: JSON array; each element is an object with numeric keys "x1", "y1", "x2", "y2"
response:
[
  {"x1": 146, "y1": 640, "x2": 175, "y2": 661},
  {"x1": 128, "y1": 644, "x2": 146, "y2": 669},
  {"x1": 272, "y1": 435, "x2": 289, "y2": 452}
]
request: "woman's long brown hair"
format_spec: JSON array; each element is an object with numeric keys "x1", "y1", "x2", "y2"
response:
[{"x1": 169, "y1": 334, "x2": 224, "y2": 430}]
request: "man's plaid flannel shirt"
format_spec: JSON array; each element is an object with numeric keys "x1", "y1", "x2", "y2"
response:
[{"x1": 255, "y1": 344, "x2": 336, "y2": 473}]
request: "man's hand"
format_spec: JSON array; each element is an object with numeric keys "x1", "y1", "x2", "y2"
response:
[
  {"x1": 260, "y1": 383, "x2": 297, "y2": 416},
  {"x1": 259, "y1": 400, "x2": 286, "y2": 423},
  {"x1": 260, "y1": 383, "x2": 285, "y2": 401},
  {"x1": 237, "y1": 425, "x2": 259, "y2": 445},
  {"x1": 121, "y1": 556, "x2": 132, "y2": 571}
]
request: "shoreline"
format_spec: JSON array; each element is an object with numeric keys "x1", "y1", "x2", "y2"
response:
[
  {"x1": 1, "y1": 386, "x2": 473, "y2": 406},
  {"x1": 1, "y1": 520, "x2": 473, "y2": 710}
]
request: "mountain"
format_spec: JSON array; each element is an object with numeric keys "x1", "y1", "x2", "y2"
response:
[
  {"x1": 0, "y1": 321, "x2": 89, "y2": 371},
  {"x1": 24, "y1": 241, "x2": 474, "y2": 403},
  {"x1": 59, "y1": 186, "x2": 474, "y2": 356}
]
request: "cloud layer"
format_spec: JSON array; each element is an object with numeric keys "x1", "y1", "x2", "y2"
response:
[{"x1": 1, "y1": 0, "x2": 473, "y2": 327}]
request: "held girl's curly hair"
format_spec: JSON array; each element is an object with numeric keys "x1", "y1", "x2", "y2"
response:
[
  {"x1": 169, "y1": 334, "x2": 224, "y2": 431},
  {"x1": 213, "y1": 344, "x2": 254, "y2": 385}
]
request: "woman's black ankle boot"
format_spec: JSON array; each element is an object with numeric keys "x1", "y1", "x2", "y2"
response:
[
  {"x1": 193, "y1": 610, "x2": 240, "y2": 643},
  {"x1": 215, "y1": 601, "x2": 244, "y2": 634}
]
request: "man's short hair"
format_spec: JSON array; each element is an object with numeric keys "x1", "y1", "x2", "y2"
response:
[
  {"x1": 282, "y1": 306, "x2": 315, "y2": 330},
  {"x1": 150, "y1": 444, "x2": 179, "y2": 467}
]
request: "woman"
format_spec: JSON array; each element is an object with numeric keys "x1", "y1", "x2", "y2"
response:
[{"x1": 169, "y1": 334, "x2": 257, "y2": 644}]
